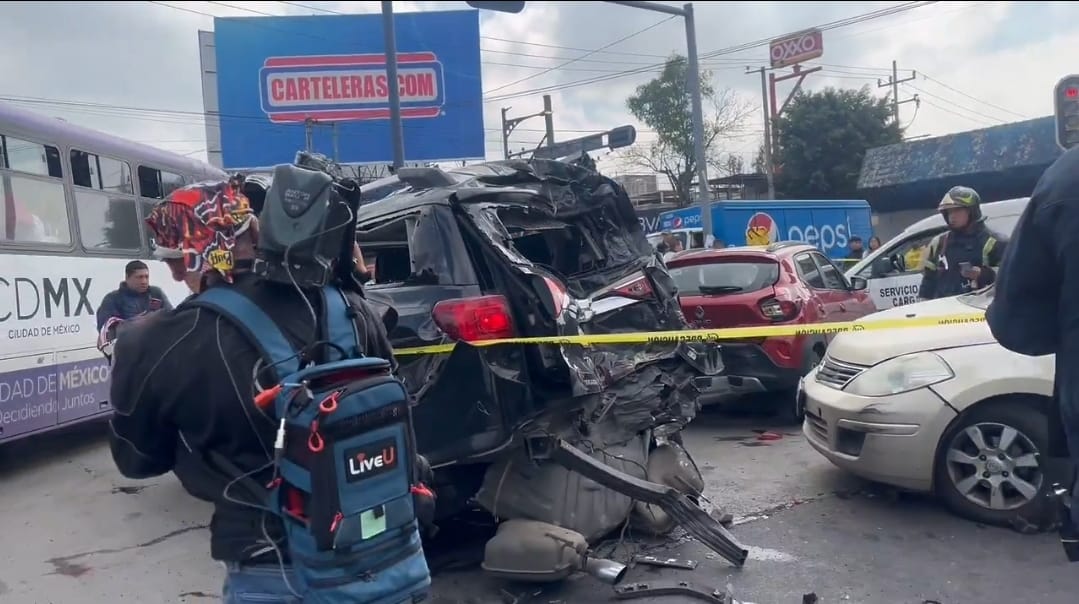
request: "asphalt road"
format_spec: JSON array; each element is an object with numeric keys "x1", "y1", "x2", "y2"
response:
[{"x1": 2, "y1": 405, "x2": 1078, "y2": 604}]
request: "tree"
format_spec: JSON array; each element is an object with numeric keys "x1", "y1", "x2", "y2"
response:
[
  {"x1": 712, "y1": 153, "x2": 744, "y2": 177},
  {"x1": 771, "y1": 86, "x2": 901, "y2": 199},
  {"x1": 623, "y1": 55, "x2": 753, "y2": 204}
]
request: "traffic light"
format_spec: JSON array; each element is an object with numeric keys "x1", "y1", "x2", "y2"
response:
[
  {"x1": 466, "y1": 1, "x2": 526, "y2": 13},
  {"x1": 1054, "y1": 74, "x2": 1079, "y2": 150},
  {"x1": 606, "y1": 125, "x2": 637, "y2": 150}
]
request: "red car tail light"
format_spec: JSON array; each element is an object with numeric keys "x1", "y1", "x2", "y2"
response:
[
  {"x1": 542, "y1": 276, "x2": 569, "y2": 317},
  {"x1": 759, "y1": 297, "x2": 799, "y2": 321},
  {"x1": 609, "y1": 275, "x2": 654, "y2": 300},
  {"x1": 432, "y1": 295, "x2": 516, "y2": 342}
]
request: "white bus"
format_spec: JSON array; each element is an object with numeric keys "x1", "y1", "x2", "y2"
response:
[{"x1": 0, "y1": 101, "x2": 226, "y2": 444}]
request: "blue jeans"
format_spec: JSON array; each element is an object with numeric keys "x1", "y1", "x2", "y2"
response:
[{"x1": 222, "y1": 562, "x2": 302, "y2": 603}]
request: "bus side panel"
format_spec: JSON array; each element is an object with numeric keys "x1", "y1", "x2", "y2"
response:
[
  {"x1": 0, "y1": 352, "x2": 58, "y2": 442},
  {"x1": 845, "y1": 206, "x2": 875, "y2": 248},
  {"x1": 721, "y1": 202, "x2": 793, "y2": 247},
  {"x1": 57, "y1": 348, "x2": 112, "y2": 425}
]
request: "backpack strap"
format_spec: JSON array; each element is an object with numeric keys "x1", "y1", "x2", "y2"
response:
[
  {"x1": 182, "y1": 287, "x2": 302, "y2": 383},
  {"x1": 319, "y1": 285, "x2": 362, "y2": 362}
]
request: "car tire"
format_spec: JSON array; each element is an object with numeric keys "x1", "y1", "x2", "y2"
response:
[
  {"x1": 773, "y1": 345, "x2": 823, "y2": 425},
  {"x1": 934, "y1": 399, "x2": 1056, "y2": 533}
]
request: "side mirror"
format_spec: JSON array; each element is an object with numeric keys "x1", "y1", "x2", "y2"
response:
[{"x1": 850, "y1": 276, "x2": 869, "y2": 291}]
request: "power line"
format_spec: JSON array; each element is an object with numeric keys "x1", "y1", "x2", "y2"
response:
[
  {"x1": 157, "y1": 0, "x2": 937, "y2": 106},
  {"x1": 269, "y1": 0, "x2": 680, "y2": 97},
  {"x1": 917, "y1": 72, "x2": 1030, "y2": 121},
  {"x1": 0, "y1": 92, "x2": 661, "y2": 137},
  {"x1": 902, "y1": 83, "x2": 1007, "y2": 126},
  {"x1": 276, "y1": 0, "x2": 678, "y2": 60},
  {"x1": 483, "y1": 16, "x2": 677, "y2": 95},
  {"x1": 484, "y1": 1, "x2": 939, "y2": 103},
  {"x1": 700, "y1": 1, "x2": 939, "y2": 60}
]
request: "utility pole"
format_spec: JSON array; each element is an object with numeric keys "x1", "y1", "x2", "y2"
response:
[
  {"x1": 500, "y1": 94, "x2": 554, "y2": 159},
  {"x1": 878, "y1": 60, "x2": 919, "y2": 126},
  {"x1": 381, "y1": 0, "x2": 406, "y2": 169},
  {"x1": 332, "y1": 123, "x2": 340, "y2": 162},
  {"x1": 471, "y1": 1, "x2": 712, "y2": 240},
  {"x1": 543, "y1": 94, "x2": 555, "y2": 148},
  {"x1": 751, "y1": 67, "x2": 776, "y2": 199}
]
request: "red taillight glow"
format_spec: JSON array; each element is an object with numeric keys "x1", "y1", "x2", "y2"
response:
[
  {"x1": 759, "y1": 297, "x2": 798, "y2": 321},
  {"x1": 611, "y1": 276, "x2": 654, "y2": 300},
  {"x1": 542, "y1": 276, "x2": 568, "y2": 316},
  {"x1": 1067, "y1": 87, "x2": 1079, "y2": 99},
  {"x1": 432, "y1": 295, "x2": 516, "y2": 342}
]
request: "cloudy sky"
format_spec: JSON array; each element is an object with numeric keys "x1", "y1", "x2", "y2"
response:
[{"x1": 1, "y1": 1, "x2": 1075, "y2": 185}]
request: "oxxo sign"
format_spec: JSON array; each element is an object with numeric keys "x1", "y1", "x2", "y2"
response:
[{"x1": 770, "y1": 29, "x2": 824, "y2": 69}]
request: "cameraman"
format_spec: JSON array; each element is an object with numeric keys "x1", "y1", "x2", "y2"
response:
[
  {"x1": 987, "y1": 143, "x2": 1079, "y2": 539},
  {"x1": 106, "y1": 179, "x2": 396, "y2": 601}
]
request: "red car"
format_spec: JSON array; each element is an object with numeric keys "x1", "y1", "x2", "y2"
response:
[{"x1": 665, "y1": 242, "x2": 877, "y2": 421}]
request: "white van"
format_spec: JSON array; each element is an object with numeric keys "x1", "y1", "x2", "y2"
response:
[
  {"x1": 844, "y1": 197, "x2": 1029, "y2": 311},
  {"x1": 646, "y1": 228, "x2": 706, "y2": 251}
]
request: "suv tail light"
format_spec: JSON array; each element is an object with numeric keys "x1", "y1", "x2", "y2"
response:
[
  {"x1": 432, "y1": 295, "x2": 516, "y2": 342},
  {"x1": 759, "y1": 297, "x2": 799, "y2": 321},
  {"x1": 608, "y1": 275, "x2": 654, "y2": 300},
  {"x1": 542, "y1": 276, "x2": 569, "y2": 317}
]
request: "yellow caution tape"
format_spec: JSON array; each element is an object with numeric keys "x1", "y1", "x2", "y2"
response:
[{"x1": 392, "y1": 311, "x2": 989, "y2": 357}]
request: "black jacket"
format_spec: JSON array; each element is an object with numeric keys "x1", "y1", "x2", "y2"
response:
[
  {"x1": 107, "y1": 272, "x2": 397, "y2": 562},
  {"x1": 918, "y1": 222, "x2": 1006, "y2": 300},
  {"x1": 96, "y1": 283, "x2": 173, "y2": 330},
  {"x1": 987, "y1": 145, "x2": 1079, "y2": 459}
]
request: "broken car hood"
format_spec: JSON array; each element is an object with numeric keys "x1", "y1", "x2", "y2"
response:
[{"x1": 826, "y1": 295, "x2": 992, "y2": 366}]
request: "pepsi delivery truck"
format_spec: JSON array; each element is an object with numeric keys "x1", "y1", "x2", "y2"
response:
[{"x1": 652, "y1": 199, "x2": 873, "y2": 262}]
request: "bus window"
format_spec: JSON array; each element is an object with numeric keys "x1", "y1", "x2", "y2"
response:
[
  {"x1": 1, "y1": 134, "x2": 63, "y2": 178},
  {"x1": 71, "y1": 148, "x2": 139, "y2": 252},
  {"x1": 137, "y1": 165, "x2": 186, "y2": 199},
  {"x1": 1, "y1": 135, "x2": 70, "y2": 245},
  {"x1": 138, "y1": 198, "x2": 159, "y2": 253},
  {"x1": 73, "y1": 189, "x2": 141, "y2": 251},
  {"x1": 70, "y1": 149, "x2": 134, "y2": 195}
]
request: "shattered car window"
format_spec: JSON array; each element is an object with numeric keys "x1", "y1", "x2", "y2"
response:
[
  {"x1": 357, "y1": 206, "x2": 464, "y2": 286},
  {"x1": 468, "y1": 203, "x2": 643, "y2": 297}
]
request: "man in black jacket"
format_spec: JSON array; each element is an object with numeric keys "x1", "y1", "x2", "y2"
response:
[
  {"x1": 987, "y1": 145, "x2": 1079, "y2": 537},
  {"x1": 96, "y1": 260, "x2": 173, "y2": 330},
  {"x1": 107, "y1": 179, "x2": 397, "y2": 602},
  {"x1": 919, "y1": 186, "x2": 1007, "y2": 300}
]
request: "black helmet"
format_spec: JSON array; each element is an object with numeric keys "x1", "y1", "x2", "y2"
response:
[{"x1": 938, "y1": 186, "x2": 982, "y2": 222}]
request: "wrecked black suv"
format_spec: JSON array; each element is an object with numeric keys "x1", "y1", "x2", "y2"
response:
[{"x1": 356, "y1": 159, "x2": 741, "y2": 580}]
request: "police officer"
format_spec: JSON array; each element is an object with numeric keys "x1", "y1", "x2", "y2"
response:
[
  {"x1": 987, "y1": 144, "x2": 1079, "y2": 543},
  {"x1": 918, "y1": 186, "x2": 1007, "y2": 300}
]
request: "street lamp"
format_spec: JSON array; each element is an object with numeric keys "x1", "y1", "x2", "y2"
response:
[{"x1": 467, "y1": 1, "x2": 713, "y2": 240}]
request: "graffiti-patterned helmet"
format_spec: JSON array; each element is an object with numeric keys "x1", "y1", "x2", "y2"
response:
[
  {"x1": 144, "y1": 179, "x2": 255, "y2": 284},
  {"x1": 938, "y1": 186, "x2": 982, "y2": 222}
]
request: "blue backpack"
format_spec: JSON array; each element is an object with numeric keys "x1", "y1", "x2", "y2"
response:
[{"x1": 188, "y1": 283, "x2": 432, "y2": 604}]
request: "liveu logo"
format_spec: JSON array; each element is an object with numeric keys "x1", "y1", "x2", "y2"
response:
[{"x1": 348, "y1": 446, "x2": 397, "y2": 476}]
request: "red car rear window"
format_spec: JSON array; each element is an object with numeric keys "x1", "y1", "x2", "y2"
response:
[{"x1": 668, "y1": 259, "x2": 779, "y2": 295}]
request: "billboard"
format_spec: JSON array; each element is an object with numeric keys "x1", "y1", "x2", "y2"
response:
[
  {"x1": 769, "y1": 29, "x2": 823, "y2": 69},
  {"x1": 211, "y1": 10, "x2": 485, "y2": 168}
]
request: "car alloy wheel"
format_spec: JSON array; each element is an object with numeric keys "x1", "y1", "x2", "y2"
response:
[
  {"x1": 944, "y1": 421, "x2": 1043, "y2": 512},
  {"x1": 934, "y1": 399, "x2": 1057, "y2": 532}
]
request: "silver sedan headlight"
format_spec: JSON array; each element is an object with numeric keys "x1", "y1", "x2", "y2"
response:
[{"x1": 844, "y1": 351, "x2": 954, "y2": 397}]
